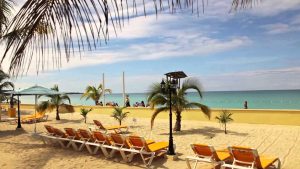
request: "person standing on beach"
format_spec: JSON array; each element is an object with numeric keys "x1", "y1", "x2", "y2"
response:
[
  {"x1": 244, "y1": 101, "x2": 248, "y2": 109},
  {"x1": 125, "y1": 95, "x2": 130, "y2": 107}
]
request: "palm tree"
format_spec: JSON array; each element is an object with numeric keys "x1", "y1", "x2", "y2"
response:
[
  {"x1": 111, "y1": 107, "x2": 130, "y2": 125},
  {"x1": 0, "y1": 69, "x2": 14, "y2": 103},
  {"x1": 80, "y1": 108, "x2": 92, "y2": 123},
  {"x1": 215, "y1": 110, "x2": 234, "y2": 134},
  {"x1": 37, "y1": 85, "x2": 71, "y2": 120},
  {"x1": 0, "y1": 0, "x2": 255, "y2": 76},
  {"x1": 81, "y1": 84, "x2": 112, "y2": 105},
  {"x1": 148, "y1": 78, "x2": 210, "y2": 131}
]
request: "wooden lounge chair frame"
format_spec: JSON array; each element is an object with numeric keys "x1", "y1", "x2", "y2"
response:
[
  {"x1": 221, "y1": 146, "x2": 281, "y2": 169},
  {"x1": 186, "y1": 144, "x2": 231, "y2": 169},
  {"x1": 93, "y1": 120, "x2": 128, "y2": 133}
]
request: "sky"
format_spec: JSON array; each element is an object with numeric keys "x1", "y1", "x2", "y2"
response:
[{"x1": 1, "y1": 0, "x2": 300, "y2": 93}]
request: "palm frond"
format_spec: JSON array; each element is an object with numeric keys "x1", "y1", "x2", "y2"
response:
[
  {"x1": 181, "y1": 78, "x2": 203, "y2": 98},
  {"x1": 150, "y1": 107, "x2": 168, "y2": 129},
  {"x1": 231, "y1": 0, "x2": 259, "y2": 11},
  {"x1": 0, "y1": 80, "x2": 14, "y2": 90},
  {"x1": 185, "y1": 102, "x2": 211, "y2": 119},
  {"x1": 0, "y1": 0, "x2": 15, "y2": 36},
  {"x1": 0, "y1": 0, "x2": 256, "y2": 75}
]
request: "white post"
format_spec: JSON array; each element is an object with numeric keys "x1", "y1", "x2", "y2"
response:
[
  {"x1": 103, "y1": 73, "x2": 105, "y2": 106},
  {"x1": 122, "y1": 71, "x2": 126, "y2": 106},
  {"x1": 34, "y1": 95, "x2": 37, "y2": 133}
]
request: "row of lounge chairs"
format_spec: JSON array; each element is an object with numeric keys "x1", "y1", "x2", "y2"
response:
[
  {"x1": 186, "y1": 144, "x2": 281, "y2": 169},
  {"x1": 41, "y1": 125, "x2": 168, "y2": 166},
  {"x1": 40, "y1": 121, "x2": 281, "y2": 168}
]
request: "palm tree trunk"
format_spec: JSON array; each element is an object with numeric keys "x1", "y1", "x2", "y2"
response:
[
  {"x1": 174, "y1": 111, "x2": 182, "y2": 131},
  {"x1": 225, "y1": 123, "x2": 227, "y2": 134},
  {"x1": 119, "y1": 120, "x2": 121, "y2": 126},
  {"x1": 84, "y1": 117, "x2": 86, "y2": 123},
  {"x1": 56, "y1": 106, "x2": 60, "y2": 120}
]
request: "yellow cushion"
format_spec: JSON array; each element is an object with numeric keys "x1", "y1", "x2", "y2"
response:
[
  {"x1": 259, "y1": 156, "x2": 278, "y2": 169},
  {"x1": 216, "y1": 151, "x2": 231, "y2": 161},
  {"x1": 106, "y1": 125, "x2": 128, "y2": 130},
  {"x1": 146, "y1": 140, "x2": 154, "y2": 145},
  {"x1": 147, "y1": 142, "x2": 168, "y2": 152}
]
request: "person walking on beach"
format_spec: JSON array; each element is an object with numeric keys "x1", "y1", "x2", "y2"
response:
[
  {"x1": 244, "y1": 101, "x2": 248, "y2": 109},
  {"x1": 125, "y1": 95, "x2": 130, "y2": 107}
]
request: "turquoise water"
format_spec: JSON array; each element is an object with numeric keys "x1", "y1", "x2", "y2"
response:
[{"x1": 18, "y1": 90, "x2": 300, "y2": 110}]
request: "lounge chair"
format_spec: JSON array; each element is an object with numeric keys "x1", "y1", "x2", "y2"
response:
[
  {"x1": 21, "y1": 112, "x2": 48, "y2": 123},
  {"x1": 92, "y1": 131, "x2": 116, "y2": 158},
  {"x1": 93, "y1": 120, "x2": 128, "y2": 133},
  {"x1": 109, "y1": 133, "x2": 155, "y2": 162},
  {"x1": 186, "y1": 144, "x2": 231, "y2": 169},
  {"x1": 78, "y1": 129, "x2": 100, "y2": 154},
  {"x1": 40, "y1": 125, "x2": 59, "y2": 145},
  {"x1": 127, "y1": 135, "x2": 168, "y2": 166},
  {"x1": 221, "y1": 146, "x2": 281, "y2": 169},
  {"x1": 52, "y1": 128, "x2": 73, "y2": 148},
  {"x1": 64, "y1": 128, "x2": 86, "y2": 151}
]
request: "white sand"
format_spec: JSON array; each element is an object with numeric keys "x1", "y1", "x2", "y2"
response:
[{"x1": 1, "y1": 112, "x2": 299, "y2": 169}]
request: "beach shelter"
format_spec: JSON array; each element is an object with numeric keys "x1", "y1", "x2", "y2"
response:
[{"x1": 14, "y1": 85, "x2": 62, "y2": 132}]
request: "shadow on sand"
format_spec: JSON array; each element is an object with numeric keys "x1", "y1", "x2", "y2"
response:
[
  {"x1": 0, "y1": 129, "x2": 27, "y2": 138},
  {"x1": 52, "y1": 118, "x2": 83, "y2": 124},
  {"x1": 159, "y1": 126, "x2": 248, "y2": 139}
]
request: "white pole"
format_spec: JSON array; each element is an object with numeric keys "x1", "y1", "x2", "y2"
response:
[
  {"x1": 103, "y1": 73, "x2": 105, "y2": 106},
  {"x1": 34, "y1": 95, "x2": 37, "y2": 133},
  {"x1": 122, "y1": 71, "x2": 126, "y2": 106}
]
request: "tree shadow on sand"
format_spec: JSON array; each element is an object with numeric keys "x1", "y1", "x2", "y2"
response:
[
  {"x1": 51, "y1": 118, "x2": 83, "y2": 124},
  {"x1": 0, "y1": 129, "x2": 27, "y2": 138},
  {"x1": 159, "y1": 126, "x2": 248, "y2": 139}
]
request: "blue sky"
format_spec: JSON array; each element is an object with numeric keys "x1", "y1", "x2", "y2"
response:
[{"x1": 2, "y1": 0, "x2": 300, "y2": 93}]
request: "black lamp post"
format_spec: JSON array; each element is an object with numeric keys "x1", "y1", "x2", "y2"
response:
[{"x1": 161, "y1": 71, "x2": 187, "y2": 155}]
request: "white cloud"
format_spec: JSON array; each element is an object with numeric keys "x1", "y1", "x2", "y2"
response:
[
  {"x1": 249, "y1": 0, "x2": 300, "y2": 17},
  {"x1": 198, "y1": 67, "x2": 300, "y2": 91},
  {"x1": 261, "y1": 14, "x2": 300, "y2": 34}
]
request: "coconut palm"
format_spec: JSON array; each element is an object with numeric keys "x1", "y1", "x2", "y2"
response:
[
  {"x1": 80, "y1": 108, "x2": 92, "y2": 123},
  {"x1": 0, "y1": 0, "x2": 255, "y2": 76},
  {"x1": 111, "y1": 107, "x2": 130, "y2": 125},
  {"x1": 0, "y1": 69, "x2": 14, "y2": 92},
  {"x1": 81, "y1": 84, "x2": 112, "y2": 105},
  {"x1": 215, "y1": 110, "x2": 234, "y2": 134},
  {"x1": 148, "y1": 78, "x2": 210, "y2": 131},
  {"x1": 37, "y1": 85, "x2": 71, "y2": 120},
  {"x1": 0, "y1": 69, "x2": 14, "y2": 103}
]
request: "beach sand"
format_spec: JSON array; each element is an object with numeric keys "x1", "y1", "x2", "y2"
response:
[{"x1": 1, "y1": 110, "x2": 300, "y2": 169}]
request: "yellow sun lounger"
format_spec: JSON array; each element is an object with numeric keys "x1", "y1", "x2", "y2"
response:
[
  {"x1": 21, "y1": 112, "x2": 47, "y2": 123},
  {"x1": 221, "y1": 146, "x2": 281, "y2": 169},
  {"x1": 93, "y1": 120, "x2": 128, "y2": 133},
  {"x1": 127, "y1": 135, "x2": 168, "y2": 166},
  {"x1": 186, "y1": 144, "x2": 231, "y2": 169}
]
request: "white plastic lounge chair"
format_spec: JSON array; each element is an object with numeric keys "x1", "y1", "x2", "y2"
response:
[
  {"x1": 127, "y1": 135, "x2": 168, "y2": 166},
  {"x1": 64, "y1": 128, "x2": 86, "y2": 151},
  {"x1": 186, "y1": 144, "x2": 231, "y2": 169},
  {"x1": 221, "y1": 146, "x2": 281, "y2": 169}
]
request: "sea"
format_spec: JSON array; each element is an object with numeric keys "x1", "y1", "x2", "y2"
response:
[{"x1": 18, "y1": 90, "x2": 300, "y2": 110}]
